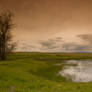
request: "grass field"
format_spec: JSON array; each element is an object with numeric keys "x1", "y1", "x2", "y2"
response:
[{"x1": 0, "y1": 53, "x2": 92, "y2": 92}]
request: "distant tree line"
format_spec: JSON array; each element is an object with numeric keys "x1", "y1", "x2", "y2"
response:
[{"x1": 0, "y1": 11, "x2": 16, "y2": 60}]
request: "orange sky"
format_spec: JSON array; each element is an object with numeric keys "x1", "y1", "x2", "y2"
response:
[{"x1": 0, "y1": 0, "x2": 92, "y2": 52}]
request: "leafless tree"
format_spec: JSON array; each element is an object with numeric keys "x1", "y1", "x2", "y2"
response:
[{"x1": 0, "y1": 11, "x2": 16, "y2": 60}]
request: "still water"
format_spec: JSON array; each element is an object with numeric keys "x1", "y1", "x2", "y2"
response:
[{"x1": 58, "y1": 60, "x2": 92, "y2": 82}]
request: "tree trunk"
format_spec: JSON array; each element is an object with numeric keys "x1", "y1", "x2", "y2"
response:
[{"x1": 0, "y1": 35, "x2": 6, "y2": 60}]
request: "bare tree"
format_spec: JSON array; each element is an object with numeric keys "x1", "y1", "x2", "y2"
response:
[{"x1": 0, "y1": 11, "x2": 16, "y2": 60}]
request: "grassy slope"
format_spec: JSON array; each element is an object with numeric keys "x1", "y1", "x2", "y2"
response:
[{"x1": 0, "y1": 53, "x2": 92, "y2": 92}]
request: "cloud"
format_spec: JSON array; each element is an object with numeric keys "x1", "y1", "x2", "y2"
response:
[
  {"x1": 16, "y1": 34, "x2": 92, "y2": 52},
  {"x1": 78, "y1": 34, "x2": 92, "y2": 44},
  {"x1": 62, "y1": 34, "x2": 92, "y2": 52},
  {"x1": 39, "y1": 37, "x2": 63, "y2": 52},
  {"x1": 62, "y1": 42, "x2": 91, "y2": 52},
  {"x1": 39, "y1": 35, "x2": 92, "y2": 52},
  {"x1": 16, "y1": 42, "x2": 40, "y2": 52}
]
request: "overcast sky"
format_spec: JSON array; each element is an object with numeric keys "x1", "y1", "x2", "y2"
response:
[{"x1": 1, "y1": 0, "x2": 92, "y2": 52}]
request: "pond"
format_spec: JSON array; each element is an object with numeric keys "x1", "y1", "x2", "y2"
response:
[{"x1": 58, "y1": 60, "x2": 92, "y2": 82}]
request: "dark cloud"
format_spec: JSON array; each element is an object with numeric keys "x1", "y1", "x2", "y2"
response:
[
  {"x1": 40, "y1": 41, "x2": 57, "y2": 49},
  {"x1": 16, "y1": 34, "x2": 92, "y2": 52},
  {"x1": 38, "y1": 34, "x2": 92, "y2": 52},
  {"x1": 62, "y1": 42, "x2": 91, "y2": 52},
  {"x1": 78, "y1": 34, "x2": 92, "y2": 44},
  {"x1": 62, "y1": 34, "x2": 92, "y2": 52},
  {"x1": 39, "y1": 37, "x2": 63, "y2": 51}
]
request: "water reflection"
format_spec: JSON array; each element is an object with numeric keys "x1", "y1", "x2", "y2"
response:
[{"x1": 59, "y1": 60, "x2": 92, "y2": 82}]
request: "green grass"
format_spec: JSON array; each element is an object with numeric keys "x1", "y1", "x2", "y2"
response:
[{"x1": 0, "y1": 53, "x2": 92, "y2": 92}]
